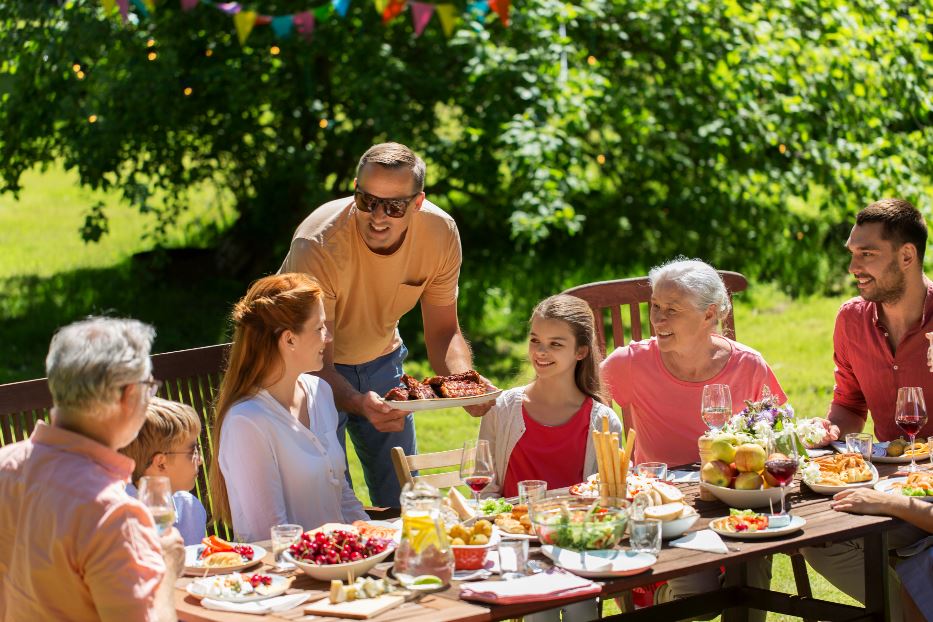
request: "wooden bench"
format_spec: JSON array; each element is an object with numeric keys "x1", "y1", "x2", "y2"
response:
[{"x1": 0, "y1": 344, "x2": 231, "y2": 537}]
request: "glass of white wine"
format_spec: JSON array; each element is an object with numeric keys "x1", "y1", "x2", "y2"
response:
[
  {"x1": 138, "y1": 475, "x2": 175, "y2": 535},
  {"x1": 701, "y1": 384, "x2": 732, "y2": 432}
]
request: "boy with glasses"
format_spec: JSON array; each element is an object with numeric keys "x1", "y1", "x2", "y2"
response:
[
  {"x1": 280, "y1": 142, "x2": 492, "y2": 507},
  {"x1": 121, "y1": 397, "x2": 208, "y2": 545}
]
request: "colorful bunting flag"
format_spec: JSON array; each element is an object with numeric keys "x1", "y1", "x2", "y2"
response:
[
  {"x1": 130, "y1": 0, "x2": 149, "y2": 18},
  {"x1": 373, "y1": 0, "x2": 388, "y2": 14},
  {"x1": 293, "y1": 11, "x2": 315, "y2": 40},
  {"x1": 270, "y1": 14, "x2": 293, "y2": 38},
  {"x1": 217, "y1": 2, "x2": 241, "y2": 14},
  {"x1": 410, "y1": 1, "x2": 433, "y2": 37},
  {"x1": 142, "y1": 0, "x2": 156, "y2": 11},
  {"x1": 467, "y1": 0, "x2": 488, "y2": 18},
  {"x1": 234, "y1": 10, "x2": 257, "y2": 44},
  {"x1": 487, "y1": 0, "x2": 509, "y2": 26},
  {"x1": 101, "y1": 0, "x2": 116, "y2": 12},
  {"x1": 313, "y1": 4, "x2": 331, "y2": 20},
  {"x1": 181, "y1": 0, "x2": 199, "y2": 10},
  {"x1": 382, "y1": 0, "x2": 405, "y2": 24},
  {"x1": 116, "y1": 0, "x2": 129, "y2": 21},
  {"x1": 332, "y1": 0, "x2": 350, "y2": 18},
  {"x1": 435, "y1": 3, "x2": 457, "y2": 37}
]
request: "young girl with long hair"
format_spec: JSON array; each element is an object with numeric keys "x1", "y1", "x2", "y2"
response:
[
  {"x1": 479, "y1": 294, "x2": 622, "y2": 498},
  {"x1": 208, "y1": 273, "x2": 367, "y2": 541}
]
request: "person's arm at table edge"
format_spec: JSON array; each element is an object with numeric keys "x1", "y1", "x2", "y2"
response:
[
  {"x1": 313, "y1": 321, "x2": 407, "y2": 433},
  {"x1": 827, "y1": 402, "x2": 866, "y2": 438}
]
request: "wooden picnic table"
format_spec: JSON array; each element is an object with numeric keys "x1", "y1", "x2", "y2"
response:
[{"x1": 176, "y1": 463, "x2": 907, "y2": 622}]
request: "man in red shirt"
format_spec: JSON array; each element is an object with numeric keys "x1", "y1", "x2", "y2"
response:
[
  {"x1": 803, "y1": 199, "x2": 931, "y2": 619},
  {"x1": 814, "y1": 197, "x2": 932, "y2": 445}
]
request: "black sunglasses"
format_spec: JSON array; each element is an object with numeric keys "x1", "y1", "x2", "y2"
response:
[{"x1": 353, "y1": 184, "x2": 419, "y2": 219}]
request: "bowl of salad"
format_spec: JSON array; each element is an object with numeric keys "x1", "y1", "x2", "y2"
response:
[{"x1": 529, "y1": 495, "x2": 630, "y2": 551}]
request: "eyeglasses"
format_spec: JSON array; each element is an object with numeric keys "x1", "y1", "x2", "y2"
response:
[
  {"x1": 163, "y1": 445, "x2": 202, "y2": 464},
  {"x1": 353, "y1": 183, "x2": 419, "y2": 218},
  {"x1": 138, "y1": 378, "x2": 162, "y2": 399}
]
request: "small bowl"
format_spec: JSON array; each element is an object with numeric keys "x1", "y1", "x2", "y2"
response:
[
  {"x1": 450, "y1": 527, "x2": 500, "y2": 570},
  {"x1": 660, "y1": 511, "x2": 700, "y2": 539},
  {"x1": 283, "y1": 545, "x2": 395, "y2": 581},
  {"x1": 530, "y1": 495, "x2": 630, "y2": 551}
]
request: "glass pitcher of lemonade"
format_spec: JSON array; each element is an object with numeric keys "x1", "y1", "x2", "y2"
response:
[{"x1": 393, "y1": 481, "x2": 454, "y2": 586}]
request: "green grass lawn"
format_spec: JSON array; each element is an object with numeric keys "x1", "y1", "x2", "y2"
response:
[{"x1": 1, "y1": 165, "x2": 870, "y2": 620}]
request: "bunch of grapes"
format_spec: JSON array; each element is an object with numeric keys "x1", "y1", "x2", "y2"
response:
[{"x1": 289, "y1": 530, "x2": 390, "y2": 565}]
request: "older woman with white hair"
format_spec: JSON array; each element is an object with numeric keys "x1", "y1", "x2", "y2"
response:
[
  {"x1": 602, "y1": 258, "x2": 786, "y2": 466},
  {"x1": 0, "y1": 317, "x2": 184, "y2": 621},
  {"x1": 601, "y1": 258, "x2": 784, "y2": 622}
]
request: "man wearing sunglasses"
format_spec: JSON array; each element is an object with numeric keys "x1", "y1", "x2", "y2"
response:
[{"x1": 280, "y1": 142, "x2": 492, "y2": 507}]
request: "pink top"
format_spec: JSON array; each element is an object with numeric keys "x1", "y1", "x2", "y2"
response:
[
  {"x1": 500, "y1": 398, "x2": 592, "y2": 498},
  {"x1": 831, "y1": 279, "x2": 933, "y2": 441},
  {"x1": 0, "y1": 421, "x2": 166, "y2": 622},
  {"x1": 601, "y1": 337, "x2": 786, "y2": 466}
]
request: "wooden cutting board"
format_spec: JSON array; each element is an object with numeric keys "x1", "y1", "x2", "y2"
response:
[{"x1": 304, "y1": 594, "x2": 406, "y2": 619}]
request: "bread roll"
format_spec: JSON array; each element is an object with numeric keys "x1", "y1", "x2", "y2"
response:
[
  {"x1": 644, "y1": 502, "x2": 685, "y2": 522},
  {"x1": 651, "y1": 481, "x2": 685, "y2": 503}
]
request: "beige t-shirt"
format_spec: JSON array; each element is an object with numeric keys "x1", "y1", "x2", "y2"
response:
[{"x1": 280, "y1": 197, "x2": 461, "y2": 365}]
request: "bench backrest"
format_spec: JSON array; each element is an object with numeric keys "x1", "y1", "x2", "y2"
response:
[{"x1": 0, "y1": 343, "x2": 231, "y2": 537}]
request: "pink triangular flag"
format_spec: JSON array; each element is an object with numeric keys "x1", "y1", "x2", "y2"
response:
[
  {"x1": 181, "y1": 0, "x2": 198, "y2": 10},
  {"x1": 410, "y1": 2, "x2": 434, "y2": 36},
  {"x1": 293, "y1": 11, "x2": 315, "y2": 40},
  {"x1": 116, "y1": 0, "x2": 129, "y2": 21}
]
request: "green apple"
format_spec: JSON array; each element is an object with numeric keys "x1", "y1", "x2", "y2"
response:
[
  {"x1": 734, "y1": 471, "x2": 763, "y2": 490},
  {"x1": 710, "y1": 439, "x2": 737, "y2": 463},
  {"x1": 701, "y1": 460, "x2": 734, "y2": 487},
  {"x1": 734, "y1": 443, "x2": 767, "y2": 473}
]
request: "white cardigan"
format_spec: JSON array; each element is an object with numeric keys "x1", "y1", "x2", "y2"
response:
[
  {"x1": 218, "y1": 374, "x2": 368, "y2": 542},
  {"x1": 477, "y1": 387, "x2": 623, "y2": 495}
]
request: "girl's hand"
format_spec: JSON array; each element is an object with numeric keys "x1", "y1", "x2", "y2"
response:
[{"x1": 830, "y1": 488, "x2": 901, "y2": 516}]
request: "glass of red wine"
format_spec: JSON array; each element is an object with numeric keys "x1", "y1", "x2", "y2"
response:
[
  {"x1": 895, "y1": 387, "x2": 928, "y2": 473},
  {"x1": 765, "y1": 430, "x2": 798, "y2": 516},
  {"x1": 460, "y1": 439, "x2": 494, "y2": 508}
]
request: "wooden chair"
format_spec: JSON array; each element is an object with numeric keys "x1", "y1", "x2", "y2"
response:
[
  {"x1": 391, "y1": 445, "x2": 465, "y2": 491},
  {"x1": 0, "y1": 343, "x2": 231, "y2": 536},
  {"x1": 564, "y1": 271, "x2": 815, "y2": 616},
  {"x1": 563, "y1": 271, "x2": 748, "y2": 355}
]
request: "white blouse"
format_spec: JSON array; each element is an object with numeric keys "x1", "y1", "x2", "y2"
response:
[{"x1": 218, "y1": 374, "x2": 368, "y2": 542}]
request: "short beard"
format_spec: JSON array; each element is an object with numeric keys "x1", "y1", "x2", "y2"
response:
[{"x1": 861, "y1": 261, "x2": 906, "y2": 304}]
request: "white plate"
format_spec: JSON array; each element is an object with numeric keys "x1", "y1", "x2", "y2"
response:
[
  {"x1": 385, "y1": 389, "x2": 502, "y2": 412},
  {"x1": 699, "y1": 482, "x2": 791, "y2": 509},
  {"x1": 831, "y1": 441, "x2": 930, "y2": 464},
  {"x1": 874, "y1": 477, "x2": 933, "y2": 502},
  {"x1": 540, "y1": 545, "x2": 655, "y2": 578},
  {"x1": 710, "y1": 515, "x2": 806, "y2": 539},
  {"x1": 185, "y1": 573, "x2": 289, "y2": 602},
  {"x1": 805, "y1": 463, "x2": 879, "y2": 495},
  {"x1": 184, "y1": 544, "x2": 265, "y2": 576}
]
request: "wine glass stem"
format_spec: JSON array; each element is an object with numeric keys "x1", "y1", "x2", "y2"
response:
[
  {"x1": 779, "y1": 486, "x2": 786, "y2": 515},
  {"x1": 909, "y1": 433, "x2": 917, "y2": 472}
]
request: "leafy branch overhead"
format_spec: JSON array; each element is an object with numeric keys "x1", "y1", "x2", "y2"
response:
[{"x1": 0, "y1": 0, "x2": 930, "y2": 308}]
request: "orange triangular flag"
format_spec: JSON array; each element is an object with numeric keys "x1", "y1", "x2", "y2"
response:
[
  {"x1": 435, "y1": 3, "x2": 457, "y2": 37},
  {"x1": 382, "y1": 0, "x2": 405, "y2": 24},
  {"x1": 234, "y1": 10, "x2": 257, "y2": 44},
  {"x1": 487, "y1": 0, "x2": 509, "y2": 26}
]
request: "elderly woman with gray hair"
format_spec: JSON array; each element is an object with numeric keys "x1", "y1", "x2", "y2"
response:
[
  {"x1": 0, "y1": 317, "x2": 184, "y2": 621},
  {"x1": 601, "y1": 258, "x2": 785, "y2": 622},
  {"x1": 602, "y1": 258, "x2": 786, "y2": 466}
]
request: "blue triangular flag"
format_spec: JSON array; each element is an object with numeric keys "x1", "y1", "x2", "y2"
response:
[
  {"x1": 332, "y1": 0, "x2": 350, "y2": 17},
  {"x1": 130, "y1": 0, "x2": 150, "y2": 17},
  {"x1": 271, "y1": 14, "x2": 294, "y2": 37}
]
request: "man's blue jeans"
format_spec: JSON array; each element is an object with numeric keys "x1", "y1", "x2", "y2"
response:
[{"x1": 334, "y1": 345, "x2": 417, "y2": 508}]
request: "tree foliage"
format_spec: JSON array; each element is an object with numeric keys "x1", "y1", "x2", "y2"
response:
[{"x1": 1, "y1": 0, "x2": 931, "y2": 325}]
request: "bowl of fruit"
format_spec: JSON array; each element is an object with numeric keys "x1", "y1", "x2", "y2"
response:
[
  {"x1": 447, "y1": 519, "x2": 500, "y2": 570},
  {"x1": 284, "y1": 527, "x2": 395, "y2": 581},
  {"x1": 530, "y1": 495, "x2": 630, "y2": 551},
  {"x1": 700, "y1": 442, "x2": 795, "y2": 509}
]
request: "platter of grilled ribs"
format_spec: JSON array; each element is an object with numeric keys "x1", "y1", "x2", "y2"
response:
[{"x1": 383, "y1": 370, "x2": 501, "y2": 411}]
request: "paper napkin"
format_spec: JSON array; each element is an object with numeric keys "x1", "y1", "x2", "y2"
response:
[
  {"x1": 668, "y1": 470, "x2": 701, "y2": 483},
  {"x1": 200, "y1": 592, "x2": 312, "y2": 615},
  {"x1": 459, "y1": 568, "x2": 601, "y2": 604},
  {"x1": 669, "y1": 529, "x2": 730, "y2": 555}
]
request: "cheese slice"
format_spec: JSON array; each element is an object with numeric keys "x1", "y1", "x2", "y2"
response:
[{"x1": 447, "y1": 487, "x2": 476, "y2": 521}]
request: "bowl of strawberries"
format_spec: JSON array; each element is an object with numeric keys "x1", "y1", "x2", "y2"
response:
[{"x1": 284, "y1": 527, "x2": 395, "y2": 581}]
